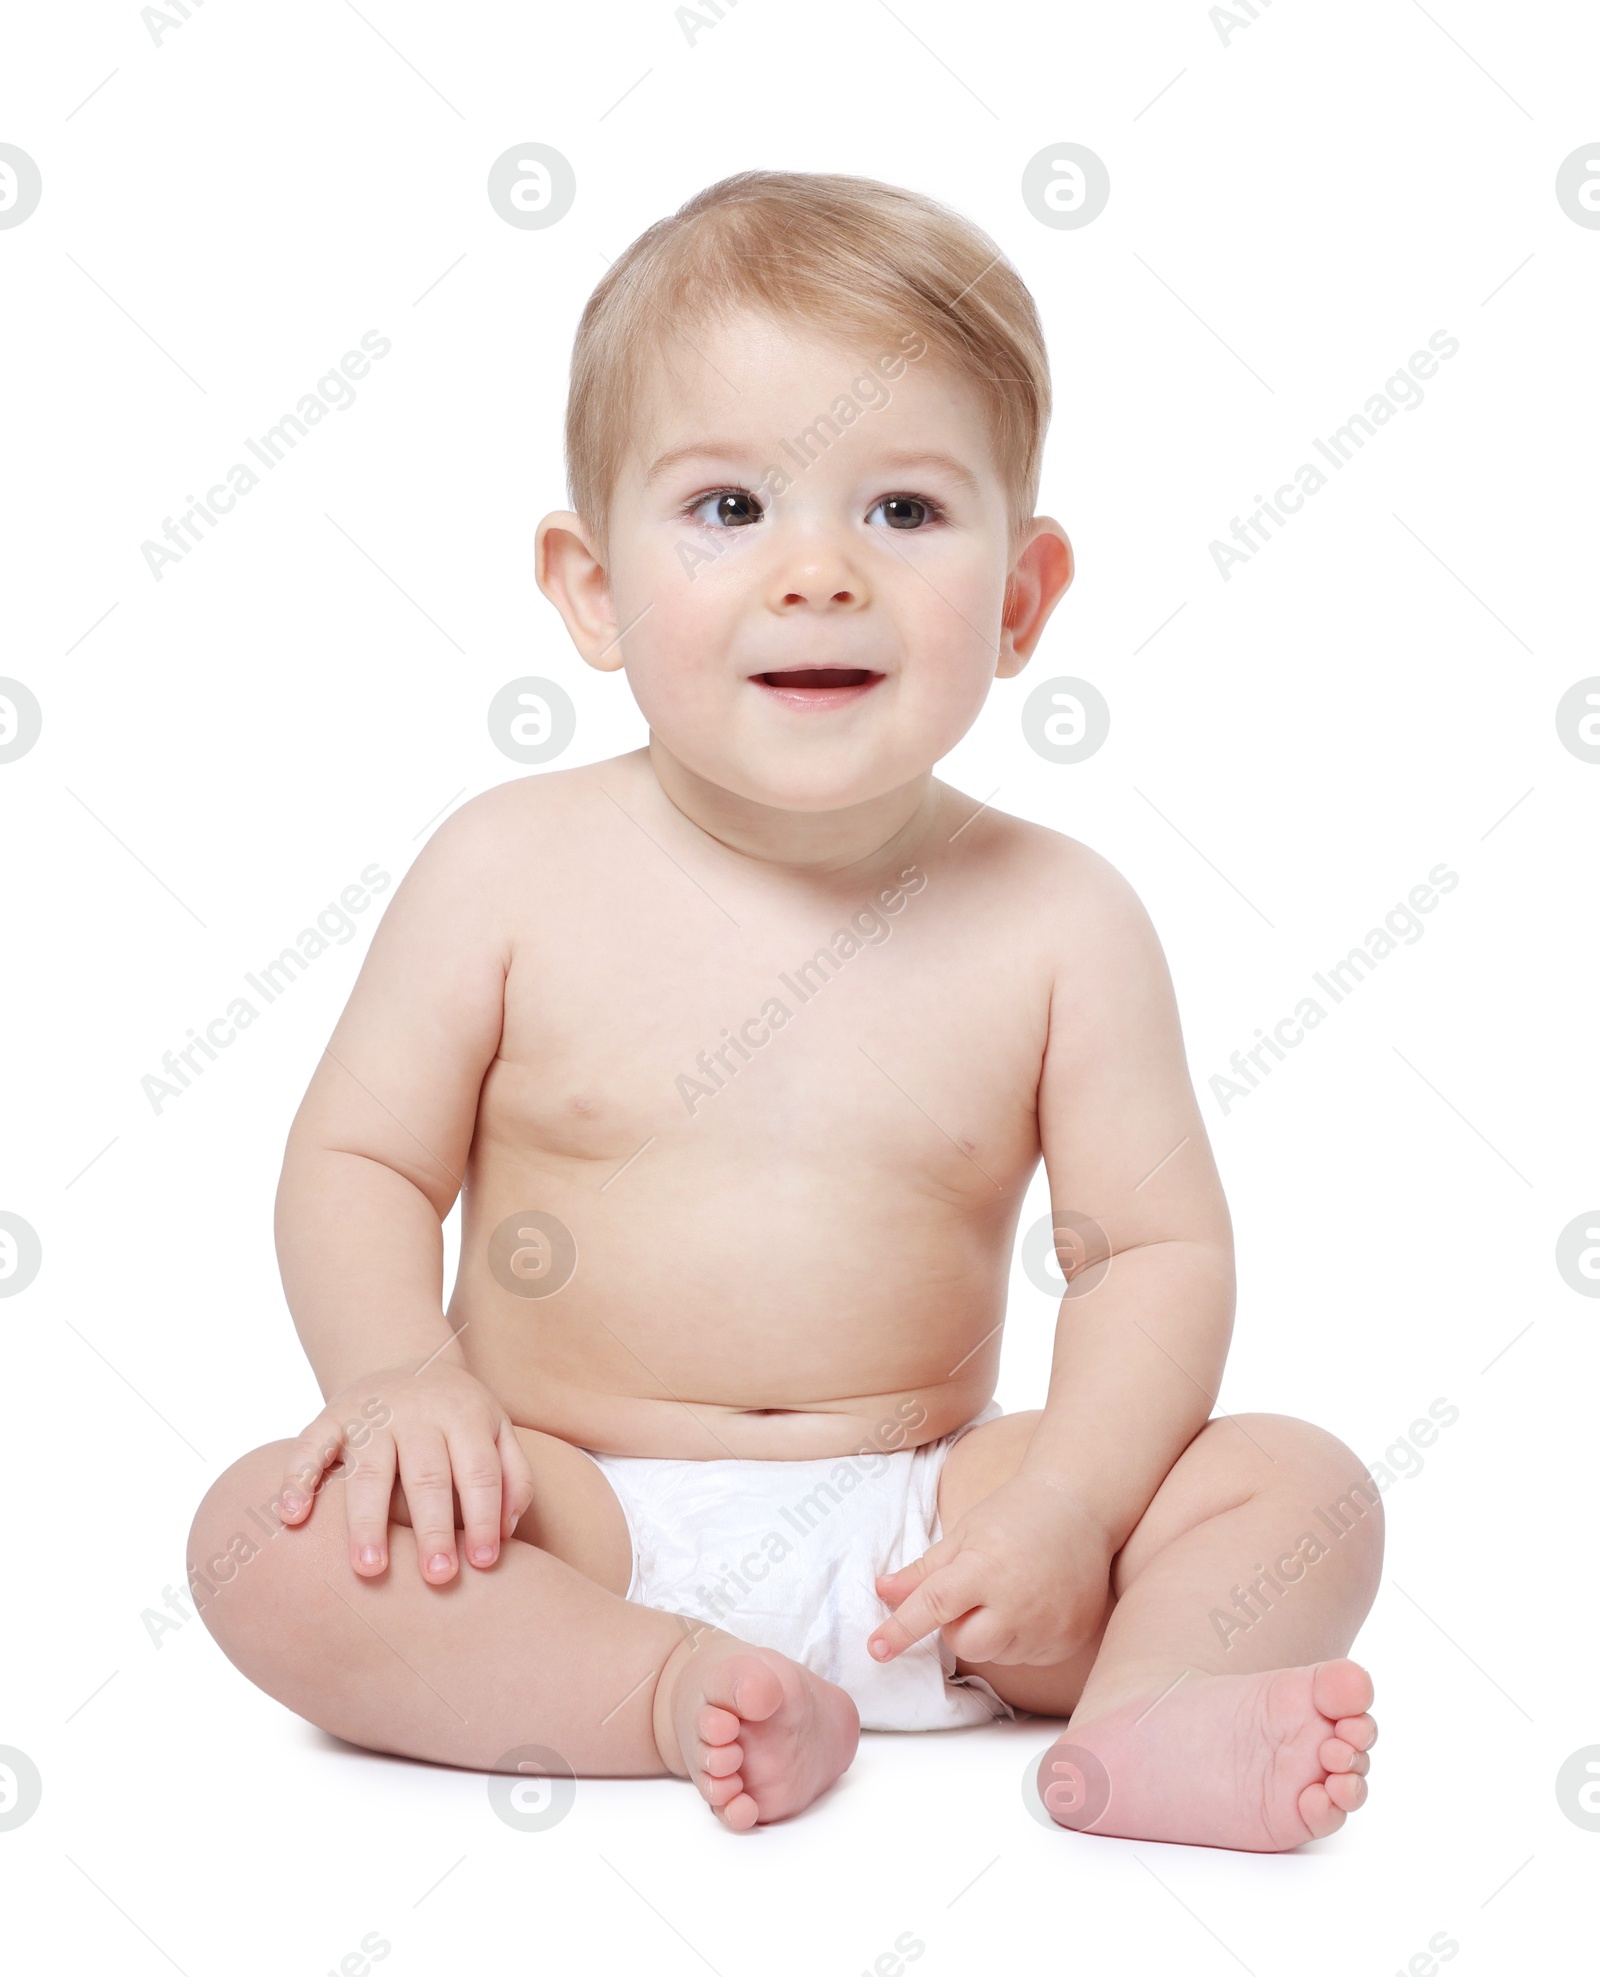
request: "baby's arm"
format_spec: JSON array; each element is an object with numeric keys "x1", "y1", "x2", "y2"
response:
[
  {"x1": 271, "y1": 797, "x2": 535, "y2": 1582},
  {"x1": 871, "y1": 847, "x2": 1234, "y2": 1666},
  {"x1": 1017, "y1": 851, "x2": 1235, "y2": 1523}
]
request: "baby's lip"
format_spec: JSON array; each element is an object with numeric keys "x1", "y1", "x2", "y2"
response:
[{"x1": 750, "y1": 666, "x2": 883, "y2": 688}]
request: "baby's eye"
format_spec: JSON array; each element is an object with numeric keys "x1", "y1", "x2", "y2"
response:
[
  {"x1": 688, "y1": 489, "x2": 764, "y2": 528},
  {"x1": 867, "y1": 495, "x2": 939, "y2": 530}
]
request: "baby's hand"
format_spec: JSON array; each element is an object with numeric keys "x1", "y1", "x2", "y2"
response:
[
  {"x1": 276, "y1": 1361, "x2": 536, "y2": 1585},
  {"x1": 867, "y1": 1475, "x2": 1114, "y2": 1668}
]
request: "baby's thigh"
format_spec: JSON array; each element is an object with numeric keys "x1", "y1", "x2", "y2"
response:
[
  {"x1": 934, "y1": 1408, "x2": 1045, "y2": 1532},
  {"x1": 186, "y1": 1427, "x2": 631, "y2": 1665},
  {"x1": 363, "y1": 1424, "x2": 631, "y2": 1594},
  {"x1": 935, "y1": 1411, "x2": 1111, "y2": 1715},
  {"x1": 366, "y1": 1423, "x2": 631, "y2": 1595},
  {"x1": 504, "y1": 1426, "x2": 632, "y2": 1596}
]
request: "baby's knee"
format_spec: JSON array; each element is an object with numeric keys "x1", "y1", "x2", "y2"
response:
[
  {"x1": 1198, "y1": 1412, "x2": 1379, "y2": 1498},
  {"x1": 1228, "y1": 1413, "x2": 1386, "y2": 1542},
  {"x1": 186, "y1": 1439, "x2": 333, "y2": 1660}
]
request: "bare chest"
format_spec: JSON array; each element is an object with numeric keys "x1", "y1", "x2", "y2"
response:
[{"x1": 477, "y1": 856, "x2": 1048, "y2": 1200}]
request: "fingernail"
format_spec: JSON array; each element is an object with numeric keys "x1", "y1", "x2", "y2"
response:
[
  {"x1": 359, "y1": 1545, "x2": 381, "y2": 1567},
  {"x1": 280, "y1": 1492, "x2": 303, "y2": 1516},
  {"x1": 470, "y1": 1544, "x2": 496, "y2": 1566},
  {"x1": 869, "y1": 1640, "x2": 890, "y2": 1660},
  {"x1": 427, "y1": 1553, "x2": 452, "y2": 1575}
]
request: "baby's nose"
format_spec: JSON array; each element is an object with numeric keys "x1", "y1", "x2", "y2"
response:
[
  {"x1": 774, "y1": 546, "x2": 865, "y2": 609},
  {"x1": 780, "y1": 579, "x2": 859, "y2": 607}
]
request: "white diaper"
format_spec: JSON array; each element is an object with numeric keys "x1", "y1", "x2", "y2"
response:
[{"x1": 580, "y1": 1403, "x2": 1013, "y2": 1732}]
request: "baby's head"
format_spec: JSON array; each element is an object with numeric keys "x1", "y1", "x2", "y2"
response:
[{"x1": 537, "y1": 171, "x2": 1073, "y2": 826}]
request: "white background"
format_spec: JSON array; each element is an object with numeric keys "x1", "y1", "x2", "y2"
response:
[{"x1": 3, "y1": 1, "x2": 1597, "y2": 1971}]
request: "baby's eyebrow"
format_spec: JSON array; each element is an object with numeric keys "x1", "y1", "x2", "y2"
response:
[
  {"x1": 871, "y1": 449, "x2": 982, "y2": 495},
  {"x1": 642, "y1": 442, "x2": 982, "y2": 494},
  {"x1": 642, "y1": 442, "x2": 753, "y2": 486}
]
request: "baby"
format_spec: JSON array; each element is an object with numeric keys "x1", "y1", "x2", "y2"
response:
[{"x1": 190, "y1": 170, "x2": 1381, "y2": 1848}]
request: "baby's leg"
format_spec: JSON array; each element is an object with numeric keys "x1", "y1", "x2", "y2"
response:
[
  {"x1": 188, "y1": 1431, "x2": 856, "y2": 1829},
  {"x1": 939, "y1": 1410, "x2": 1382, "y2": 1850}
]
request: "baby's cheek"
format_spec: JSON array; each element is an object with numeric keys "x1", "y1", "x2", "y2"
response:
[
  {"x1": 912, "y1": 576, "x2": 1005, "y2": 666},
  {"x1": 636, "y1": 563, "x2": 744, "y2": 663},
  {"x1": 904, "y1": 654, "x2": 997, "y2": 754}
]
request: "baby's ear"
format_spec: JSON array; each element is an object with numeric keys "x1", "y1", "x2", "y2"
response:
[
  {"x1": 996, "y1": 520, "x2": 1073, "y2": 679},
  {"x1": 535, "y1": 510, "x2": 621, "y2": 671}
]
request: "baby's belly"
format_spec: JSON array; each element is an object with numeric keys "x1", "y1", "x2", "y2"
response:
[
  {"x1": 451, "y1": 1169, "x2": 1020, "y2": 1458},
  {"x1": 454, "y1": 1033, "x2": 1039, "y2": 1456},
  {"x1": 457, "y1": 1271, "x2": 1005, "y2": 1458},
  {"x1": 481, "y1": 1362, "x2": 993, "y2": 1459}
]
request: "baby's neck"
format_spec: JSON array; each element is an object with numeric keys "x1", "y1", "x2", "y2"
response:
[{"x1": 643, "y1": 737, "x2": 939, "y2": 878}]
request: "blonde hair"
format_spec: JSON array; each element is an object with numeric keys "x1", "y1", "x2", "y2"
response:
[{"x1": 564, "y1": 170, "x2": 1051, "y2": 559}]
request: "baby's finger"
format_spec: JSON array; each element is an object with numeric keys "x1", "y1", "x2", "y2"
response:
[
  {"x1": 868, "y1": 1560, "x2": 982, "y2": 1661},
  {"x1": 447, "y1": 1426, "x2": 506, "y2": 1569},
  {"x1": 343, "y1": 1432, "x2": 398, "y2": 1575},
  {"x1": 497, "y1": 1418, "x2": 537, "y2": 1541},
  {"x1": 277, "y1": 1416, "x2": 342, "y2": 1524},
  {"x1": 396, "y1": 1430, "x2": 459, "y2": 1583},
  {"x1": 873, "y1": 1536, "x2": 959, "y2": 1609}
]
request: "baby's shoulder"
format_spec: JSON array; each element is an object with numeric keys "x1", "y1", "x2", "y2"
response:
[
  {"x1": 949, "y1": 789, "x2": 1140, "y2": 912},
  {"x1": 417, "y1": 753, "x2": 636, "y2": 868},
  {"x1": 944, "y1": 790, "x2": 1163, "y2": 972}
]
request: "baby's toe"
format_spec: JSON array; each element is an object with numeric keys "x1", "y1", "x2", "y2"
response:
[
  {"x1": 700, "y1": 1740, "x2": 743, "y2": 1778},
  {"x1": 1334, "y1": 1711, "x2": 1377, "y2": 1751},
  {"x1": 1297, "y1": 1779, "x2": 1346, "y2": 1840},
  {"x1": 1325, "y1": 1770, "x2": 1367, "y2": 1813},
  {"x1": 697, "y1": 1703, "x2": 742, "y2": 1746},
  {"x1": 1311, "y1": 1659, "x2": 1373, "y2": 1722},
  {"x1": 717, "y1": 1789, "x2": 760, "y2": 1831},
  {"x1": 700, "y1": 1768, "x2": 746, "y2": 1808},
  {"x1": 700, "y1": 1652, "x2": 787, "y2": 1731},
  {"x1": 1318, "y1": 1737, "x2": 1369, "y2": 1776}
]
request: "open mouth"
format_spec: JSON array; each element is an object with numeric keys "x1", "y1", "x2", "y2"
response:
[{"x1": 751, "y1": 666, "x2": 884, "y2": 706}]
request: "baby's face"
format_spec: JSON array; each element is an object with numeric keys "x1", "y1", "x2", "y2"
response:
[{"x1": 544, "y1": 309, "x2": 1070, "y2": 816}]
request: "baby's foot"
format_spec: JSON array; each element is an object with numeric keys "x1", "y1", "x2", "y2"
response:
[
  {"x1": 652, "y1": 1628, "x2": 859, "y2": 1830},
  {"x1": 1039, "y1": 1659, "x2": 1376, "y2": 1852}
]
